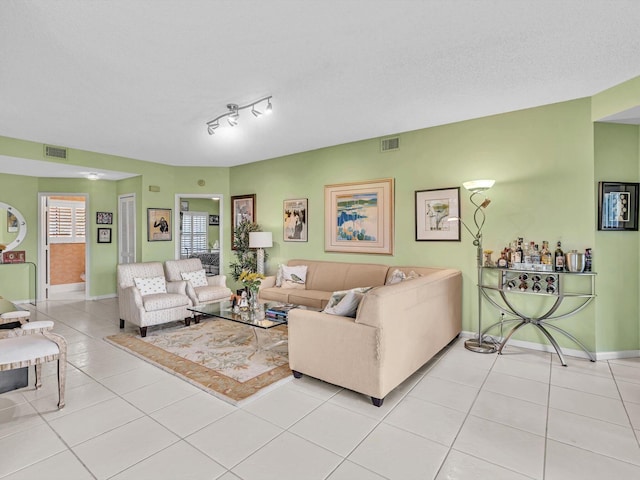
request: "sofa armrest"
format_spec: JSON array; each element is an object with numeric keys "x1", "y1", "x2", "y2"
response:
[
  {"x1": 260, "y1": 276, "x2": 276, "y2": 289},
  {"x1": 206, "y1": 275, "x2": 227, "y2": 287},
  {"x1": 166, "y1": 280, "x2": 187, "y2": 295}
]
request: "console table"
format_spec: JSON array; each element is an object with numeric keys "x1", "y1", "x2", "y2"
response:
[{"x1": 479, "y1": 267, "x2": 596, "y2": 366}]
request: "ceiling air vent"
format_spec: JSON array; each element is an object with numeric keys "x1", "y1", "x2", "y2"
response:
[
  {"x1": 44, "y1": 145, "x2": 68, "y2": 160},
  {"x1": 380, "y1": 137, "x2": 400, "y2": 152}
]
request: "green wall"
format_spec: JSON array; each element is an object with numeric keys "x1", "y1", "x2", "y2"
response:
[{"x1": 1, "y1": 75, "x2": 640, "y2": 354}]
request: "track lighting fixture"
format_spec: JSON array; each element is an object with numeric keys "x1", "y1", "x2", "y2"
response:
[{"x1": 206, "y1": 96, "x2": 272, "y2": 135}]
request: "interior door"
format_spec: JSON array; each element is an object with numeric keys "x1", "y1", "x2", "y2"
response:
[{"x1": 118, "y1": 194, "x2": 136, "y2": 264}]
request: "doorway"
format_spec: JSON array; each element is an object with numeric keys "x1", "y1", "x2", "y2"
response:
[
  {"x1": 118, "y1": 193, "x2": 136, "y2": 264},
  {"x1": 38, "y1": 193, "x2": 89, "y2": 301},
  {"x1": 174, "y1": 194, "x2": 223, "y2": 275}
]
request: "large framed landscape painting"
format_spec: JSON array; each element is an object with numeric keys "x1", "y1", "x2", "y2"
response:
[
  {"x1": 415, "y1": 187, "x2": 460, "y2": 241},
  {"x1": 324, "y1": 178, "x2": 394, "y2": 255}
]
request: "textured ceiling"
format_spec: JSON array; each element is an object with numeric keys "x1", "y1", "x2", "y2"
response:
[{"x1": 1, "y1": 0, "x2": 640, "y2": 176}]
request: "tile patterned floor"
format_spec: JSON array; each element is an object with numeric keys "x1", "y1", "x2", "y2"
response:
[{"x1": 1, "y1": 297, "x2": 639, "y2": 479}]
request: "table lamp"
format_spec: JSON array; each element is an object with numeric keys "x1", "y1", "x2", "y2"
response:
[{"x1": 249, "y1": 231, "x2": 273, "y2": 275}]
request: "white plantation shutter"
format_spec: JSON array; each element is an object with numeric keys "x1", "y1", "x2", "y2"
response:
[
  {"x1": 181, "y1": 212, "x2": 208, "y2": 257},
  {"x1": 48, "y1": 200, "x2": 86, "y2": 243}
]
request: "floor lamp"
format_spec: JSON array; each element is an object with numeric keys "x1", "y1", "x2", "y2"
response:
[
  {"x1": 453, "y1": 179, "x2": 497, "y2": 354},
  {"x1": 249, "y1": 231, "x2": 272, "y2": 275}
]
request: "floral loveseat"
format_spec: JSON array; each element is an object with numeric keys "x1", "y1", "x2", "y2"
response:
[{"x1": 259, "y1": 259, "x2": 462, "y2": 406}]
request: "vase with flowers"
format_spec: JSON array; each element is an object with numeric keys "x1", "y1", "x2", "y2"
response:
[{"x1": 239, "y1": 270, "x2": 265, "y2": 310}]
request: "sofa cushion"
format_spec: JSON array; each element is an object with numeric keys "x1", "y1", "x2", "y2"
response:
[
  {"x1": 134, "y1": 276, "x2": 167, "y2": 296},
  {"x1": 195, "y1": 285, "x2": 231, "y2": 302},
  {"x1": 323, "y1": 290, "x2": 364, "y2": 317},
  {"x1": 260, "y1": 287, "x2": 291, "y2": 304},
  {"x1": 281, "y1": 280, "x2": 305, "y2": 289},
  {"x1": 325, "y1": 286, "x2": 373, "y2": 310},
  {"x1": 287, "y1": 290, "x2": 333, "y2": 309},
  {"x1": 142, "y1": 292, "x2": 189, "y2": 312},
  {"x1": 181, "y1": 269, "x2": 208, "y2": 287}
]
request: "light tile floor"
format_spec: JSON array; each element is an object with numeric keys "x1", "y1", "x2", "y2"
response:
[{"x1": 1, "y1": 297, "x2": 639, "y2": 479}]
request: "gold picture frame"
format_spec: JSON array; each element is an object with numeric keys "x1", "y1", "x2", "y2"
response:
[{"x1": 324, "y1": 178, "x2": 394, "y2": 255}]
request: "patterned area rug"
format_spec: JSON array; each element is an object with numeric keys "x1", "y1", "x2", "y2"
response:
[{"x1": 105, "y1": 319, "x2": 291, "y2": 406}]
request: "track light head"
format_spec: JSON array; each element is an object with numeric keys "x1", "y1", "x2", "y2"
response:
[
  {"x1": 252, "y1": 106, "x2": 262, "y2": 117},
  {"x1": 265, "y1": 99, "x2": 273, "y2": 114},
  {"x1": 206, "y1": 96, "x2": 272, "y2": 135}
]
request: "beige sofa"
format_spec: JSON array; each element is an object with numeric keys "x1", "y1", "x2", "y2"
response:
[{"x1": 261, "y1": 259, "x2": 462, "y2": 406}]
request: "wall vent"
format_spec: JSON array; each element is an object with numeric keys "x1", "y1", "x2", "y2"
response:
[
  {"x1": 44, "y1": 145, "x2": 68, "y2": 160},
  {"x1": 380, "y1": 137, "x2": 400, "y2": 152}
]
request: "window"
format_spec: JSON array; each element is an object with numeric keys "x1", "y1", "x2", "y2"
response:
[
  {"x1": 181, "y1": 212, "x2": 208, "y2": 257},
  {"x1": 48, "y1": 200, "x2": 86, "y2": 243}
]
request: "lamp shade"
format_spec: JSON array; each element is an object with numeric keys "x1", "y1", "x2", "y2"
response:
[
  {"x1": 462, "y1": 179, "x2": 495, "y2": 192},
  {"x1": 249, "y1": 231, "x2": 273, "y2": 248}
]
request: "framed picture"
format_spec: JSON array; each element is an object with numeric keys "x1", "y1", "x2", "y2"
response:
[
  {"x1": 147, "y1": 208, "x2": 172, "y2": 241},
  {"x1": 180, "y1": 200, "x2": 189, "y2": 212},
  {"x1": 415, "y1": 187, "x2": 461, "y2": 241},
  {"x1": 209, "y1": 214, "x2": 219, "y2": 226},
  {"x1": 97, "y1": 227, "x2": 112, "y2": 243},
  {"x1": 7, "y1": 211, "x2": 18, "y2": 233},
  {"x1": 324, "y1": 178, "x2": 394, "y2": 255},
  {"x1": 598, "y1": 181, "x2": 639, "y2": 231},
  {"x1": 283, "y1": 198, "x2": 308, "y2": 242},
  {"x1": 96, "y1": 211, "x2": 113, "y2": 224},
  {"x1": 231, "y1": 194, "x2": 256, "y2": 249}
]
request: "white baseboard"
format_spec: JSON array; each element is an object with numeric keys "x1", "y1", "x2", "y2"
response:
[
  {"x1": 89, "y1": 293, "x2": 117, "y2": 301},
  {"x1": 461, "y1": 330, "x2": 639, "y2": 361},
  {"x1": 50, "y1": 282, "x2": 85, "y2": 293}
]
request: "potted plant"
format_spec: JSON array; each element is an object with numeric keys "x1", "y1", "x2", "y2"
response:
[{"x1": 229, "y1": 220, "x2": 268, "y2": 281}]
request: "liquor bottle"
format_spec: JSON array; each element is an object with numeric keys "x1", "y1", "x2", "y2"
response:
[
  {"x1": 513, "y1": 239, "x2": 523, "y2": 265},
  {"x1": 585, "y1": 248, "x2": 592, "y2": 272},
  {"x1": 523, "y1": 242, "x2": 532, "y2": 265},
  {"x1": 554, "y1": 241, "x2": 564, "y2": 272},
  {"x1": 531, "y1": 243, "x2": 541, "y2": 264},
  {"x1": 541, "y1": 241, "x2": 552, "y2": 265}
]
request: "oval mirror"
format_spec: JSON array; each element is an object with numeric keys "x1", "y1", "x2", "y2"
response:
[{"x1": 0, "y1": 202, "x2": 27, "y2": 252}]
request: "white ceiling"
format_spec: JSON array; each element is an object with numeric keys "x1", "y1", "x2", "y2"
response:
[{"x1": 2, "y1": 0, "x2": 640, "y2": 178}]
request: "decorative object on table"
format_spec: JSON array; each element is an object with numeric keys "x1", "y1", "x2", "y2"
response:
[
  {"x1": 96, "y1": 211, "x2": 113, "y2": 224},
  {"x1": 106, "y1": 319, "x2": 290, "y2": 406},
  {"x1": 2, "y1": 250, "x2": 25, "y2": 263},
  {"x1": 180, "y1": 200, "x2": 189, "y2": 212},
  {"x1": 584, "y1": 248, "x2": 593, "y2": 271},
  {"x1": 230, "y1": 221, "x2": 266, "y2": 280},
  {"x1": 97, "y1": 227, "x2": 112, "y2": 244},
  {"x1": 324, "y1": 178, "x2": 394, "y2": 255},
  {"x1": 208, "y1": 214, "x2": 219, "y2": 226},
  {"x1": 249, "y1": 231, "x2": 272, "y2": 275},
  {"x1": 283, "y1": 198, "x2": 308, "y2": 242},
  {"x1": 598, "y1": 181, "x2": 639, "y2": 231},
  {"x1": 415, "y1": 187, "x2": 461, "y2": 241},
  {"x1": 231, "y1": 194, "x2": 256, "y2": 248},
  {"x1": 483, "y1": 250, "x2": 494, "y2": 267},
  {"x1": 239, "y1": 270, "x2": 265, "y2": 310},
  {"x1": 147, "y1": 208, "x2": 172, "y2": 241},
  {"x1": 449, "y1": 179, "x2": 497, "y2": 354}
]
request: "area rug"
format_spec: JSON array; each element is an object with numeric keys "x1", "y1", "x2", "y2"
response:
[{"x1": 105, "y1": 320, "x2": 291, "y2": 406}]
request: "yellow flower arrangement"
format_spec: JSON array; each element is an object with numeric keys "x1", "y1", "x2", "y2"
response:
[{"x1": 239, "y1": 271, "x2": 265, "y2": 290}]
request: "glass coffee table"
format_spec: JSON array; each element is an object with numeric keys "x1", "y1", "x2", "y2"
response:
[{"x1": 187, "y1": 301, "x2": 317, "y2": 351}]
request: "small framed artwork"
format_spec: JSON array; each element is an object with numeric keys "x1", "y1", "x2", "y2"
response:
[
  {"x1": 180, "y1": 201, "x2": 189, "y2": 212},
  {"x1": 415, "y1": 187, "x2": 460, "y2": 241},
  {"x1": 325, "y1": 178, "x2": 394, "y2": 255},
  {"x1": 147, "y1": 208, "x2": 172, "y2": 241},
  {"x1": 209, "y1": 214, "x2": 219, "y2": 226},
  {"x1": 97, "y1": 227, "x2": 112, "y2": 243},
  {"x1": 7, "y1": 211, "x2": 18, "y2": 233},
  {"x1": 96, "y1": 211, "x2": 113, "y2": 224},
  {"x1": 283, "y1": 198, "x2": 308, "y2": 242},
  {"x1": 231, "y1": 194, "x2": 256, "y2": 249},
  {"x1": 598, "y1": 181, "x2": 639, "y2": 231}
]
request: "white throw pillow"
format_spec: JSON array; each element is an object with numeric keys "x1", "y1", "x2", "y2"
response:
[
  {"x1": 386, "y1": 269, "x2": 406, "y2": 285},
  {"x1": 323, "y1": 290, "x2": 364, "y2": 317},
  {"x1": 275, "y1": 264, "x2": 285, "y2": 287},
  {"x1": 324, "y1": 286, "x2": 372, "y2": 310},
  {"x1": 181, "y1": 269, "x2": 208, "y2": 287},
  {"x1": 134, "y1": 276, "x2": 167, "y2": 296},
  {"x1": 281, "y1": 265, "x2": 308, "y2": 285}
]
